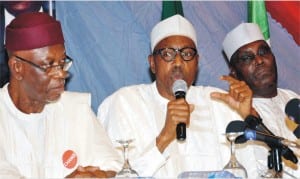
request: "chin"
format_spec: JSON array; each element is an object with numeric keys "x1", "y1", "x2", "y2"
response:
[{"x1": 46, "y1": 94, "x2": 62, "y2": 103}]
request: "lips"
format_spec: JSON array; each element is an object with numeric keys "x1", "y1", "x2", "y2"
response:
[
  {"x1": 254, "y1": 68, "x2": 273, "y2": 79},
  {"x1": 171, "y1": 68, "x2": 184, "y2": 80},
  {"x1": 49, "y1": 84, "x2": 65, "y2": 96}
]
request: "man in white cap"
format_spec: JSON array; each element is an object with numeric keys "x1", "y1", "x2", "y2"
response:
[
  {"x1": 97, "y1": 15, "x2": 259, "y2": 177},
  {"x1": 223, "y1": 22, "x2": 299, "y2": 178},
  {"x1": 0, "y1": 12, "x2": 122, "y2": 178}
]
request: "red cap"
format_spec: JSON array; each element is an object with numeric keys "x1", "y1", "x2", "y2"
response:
[{"x1": 5, "y1": 12, "x2": 64, "y2": 51}]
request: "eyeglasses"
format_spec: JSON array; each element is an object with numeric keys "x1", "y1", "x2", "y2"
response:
[
  {"x1": 14, "y1": 55, "x2": 73, "y2": 73},
  {"x1": 153, "y1": 47, "x2": 197, "y2": 62},
  {"x1": 237, "y1": 45, "x2": 272, "y2": 65}
]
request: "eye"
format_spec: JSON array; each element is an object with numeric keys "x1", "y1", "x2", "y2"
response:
[
  {"x1": 238, "y1": 52, "x2": 255, "y2": 63},
  {"x1": 258, "y1": 45, "x2": 271, "y2": 56},
  {"x1": 182, "y1": 51, "x2": 193, "y2": 57},
  {"x1": 161, "y1": 49, "x2": 173, "y2": 57}
]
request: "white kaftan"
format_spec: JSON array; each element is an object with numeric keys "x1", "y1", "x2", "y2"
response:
[
  {"x1": 98, "y1": 82, "x2": 261, "y2": 177},
  {"x1": 0, "y1": 83, "x2": 122, "y2": 178}
]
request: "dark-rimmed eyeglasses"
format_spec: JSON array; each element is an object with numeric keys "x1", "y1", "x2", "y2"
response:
[
  {"x1": 236, "y1": 45, "x2": 272, "y2": 65},
  {"x1": 14, "y1": 55, "x2": 73, "y2": 73},
  {"x1": 153, "y1": 47, "x2": 197, "y2": 62}
]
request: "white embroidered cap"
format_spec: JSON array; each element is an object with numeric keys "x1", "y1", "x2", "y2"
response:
[
  {"x1": 150, "y1": 14, "x2": 197, "y2": 52},
  {"x1": 223, "y1": 23, "x2": 265, "y2": 61}
]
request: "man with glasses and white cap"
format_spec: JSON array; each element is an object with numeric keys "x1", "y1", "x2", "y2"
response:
[
  {"x1": 0, "y1": 12, "x2": 122, "y2": 178},
  {"x1": 98, "y1": 14, "x2": 259, "y2": 177},
  {"x1": 223, "y1": 22, "x2": 299, "y2": 178}
]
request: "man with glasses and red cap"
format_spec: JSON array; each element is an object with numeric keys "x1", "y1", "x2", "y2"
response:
[
  {"x1": 0, "y1": 12, "x2": 121, "y2": 178},
  {"x1": 97, "y1": 14, "x2": 260, "y2": 177}
]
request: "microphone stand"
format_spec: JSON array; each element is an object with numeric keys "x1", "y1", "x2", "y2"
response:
[{"x1": 267, "y1": 147, "x2": 283, "y2": 178}]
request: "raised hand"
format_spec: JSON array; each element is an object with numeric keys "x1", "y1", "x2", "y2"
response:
[{"x1": 210, "y1": 75, "x2": 253, "y2": 119}]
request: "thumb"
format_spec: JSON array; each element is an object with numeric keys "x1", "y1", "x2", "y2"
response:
[
  {"x1": 77, "y1": 165, "x2": 85, "y2": 172},
  {"x1": 210, "y1": 92, "x2": 230, "y2": 104},
  {"x1": 189, "y1": 104, "x2": 195, "y2": 113}
]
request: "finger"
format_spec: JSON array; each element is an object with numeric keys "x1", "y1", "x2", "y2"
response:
[
  {"x1": 210, "y1": 92, "x2": 230, "y2": 104},
  {"x1": 77, "y1": 165, "x2": 85, "y2": 172},
  {"x1": 186, "y1": 104, "x2": 194, "y2": 127},
  {"x1": 229, "y1": 81, "x2": 251, "y2": 101},
  {"x1": 172, "y1": 111, "x2": 190, "y2": 123},
  {"x1": 170, "y1": 98, "x2": 186, "y2": 104},
  {"x1": 220, "y1": 75, "x2": 240, "y2": 85},
  {"x1": 83, "y1": 166, "x2": 100, "y2": 172},
  {"x1": 92, "y1": 169, "x2": 107, "y2": 178},
  {"x1": 229, "y1": 83, "x2": 241, "y2": 98},
  {"x1": 75, "y1": 171, "x2": 94, "y2": 178},
  {"x1": 189, "y1": 104, "x2": 195, "y2": 113},
  {"x1": 238, "y1": 88, "x2": 252, "y2": 101}
]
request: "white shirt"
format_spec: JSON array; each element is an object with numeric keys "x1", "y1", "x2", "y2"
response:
[
  {"x1": 0, "y1": 84, "x2": 122, "y2": 178},
  {"x1": 251, "y1": 88, "x2": 300, "y2": 178},
  {"x1": 98, "y1": 82, "x2": 260, "y2": 177}
]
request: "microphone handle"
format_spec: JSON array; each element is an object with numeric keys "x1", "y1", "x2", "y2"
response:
[
  {"x1": 175, "y1": 91, "x2": 186, "y2": 141},
  {"x1": 176, "y1": 123, "x2": 186, "y2": 141},
  {"x1": 293, "y1": 125, "x2": 300, "y2": 139}
]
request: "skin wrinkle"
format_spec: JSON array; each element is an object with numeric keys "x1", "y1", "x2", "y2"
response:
[
  {"x1": 149, "y1": 35, "x2": 199, "y2": 101},
  {"x1": 8, "y1": 44, "x2": 68, "y2": 113},
  {"x1": 230, "y1": 40, "x2": 278, "y2": 98},
  {"x1": 151, "y1": 35, "x2": 255, "y2": 154}
]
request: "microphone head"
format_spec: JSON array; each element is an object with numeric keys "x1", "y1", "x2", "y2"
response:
[
  {"x1": 244, "y1": 115, "x2": 262, "y2": 129},
  {"x1": 172, "y1": 79, "x2": 187, "y2": 95},
  {"x1": 285, "y1": 98, "x2": 300, "y2": 124},
  {"x1": 235, "y1": 135, "x2": 248, "y2": 144},
  {"x1": 226, "y1": 120, "x2": 246, "y2": 133}
]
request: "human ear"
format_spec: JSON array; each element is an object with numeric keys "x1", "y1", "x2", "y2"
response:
[
  {"x1": 229, "y1": 67, "x2": 238, "y2": 79},
  {"x1": 148, "y1": 55, "x2": 156, "y2": 74},
  {"x1": 8, "y1": 57, "x2": 23, "y2": 80}
]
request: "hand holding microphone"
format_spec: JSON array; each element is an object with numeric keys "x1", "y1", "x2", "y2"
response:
[{"x1": 156, "y1": 79, "x2": 193, "y2": 151}]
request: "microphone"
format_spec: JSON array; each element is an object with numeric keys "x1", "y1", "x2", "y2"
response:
[
  {"x1": 285, "y1": 98, "x2": 300, "y2": 123},
  {"x1": 285, "y1": 98, "x2": 300, "y2": 138},
  {"x1": 172, "y1": 79, "x2": 188, "y2": 141},
  {"x1": 226, "y1": 120, "x2": 246, "y2": 133},
  {"x1": 244, "y1": 129, "x2": 299, "y2": 148},
  {"x1": 244, "y1": 115, "x2": 298, "y2": 164},
  {"x1": 244, "y1": 115, "x2": 274, "y2": 135}
]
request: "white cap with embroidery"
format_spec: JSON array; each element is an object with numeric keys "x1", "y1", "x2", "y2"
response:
[
  {"x1": 223, "y1": 23, "x2": 265, "y2": 61},
  {"x1": 150, "y1": 14, "x2": 197, "y2": 52}
]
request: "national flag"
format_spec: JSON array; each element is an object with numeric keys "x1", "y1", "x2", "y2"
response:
[
  {"x1": 248, "y1": 0, "x2": 270, "y2": 43},
  {"x1": 161, "y1": 1, "x2": 184, "y2": 20}
]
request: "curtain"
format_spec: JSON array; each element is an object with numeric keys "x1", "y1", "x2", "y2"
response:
[{"x1": 53, "y1": 1, "x2": 299, "y2": 112}]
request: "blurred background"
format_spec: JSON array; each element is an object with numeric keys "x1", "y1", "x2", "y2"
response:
[{"x1": 0, "y1": 1, "x2": 299, "y2": 112}]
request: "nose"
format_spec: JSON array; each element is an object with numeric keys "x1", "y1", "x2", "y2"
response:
[
  {"x1": 49, "y1": 68, "x2": 69, "y2": 79},
  {"x1": 255, "y1": 55, "x2": 264, "y2": 66},
  {"x1": 173, "y1": 52, "x2": 184, "y2": 66}
]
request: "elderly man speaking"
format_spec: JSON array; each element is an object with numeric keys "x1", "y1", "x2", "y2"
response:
[{"x1": 0, "y1": 12, "x2": 121, "y2": 178}]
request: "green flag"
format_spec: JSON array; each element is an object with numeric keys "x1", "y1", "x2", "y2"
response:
[
  {"x1": 248, "y1": 0, "x2": 270, "y2": 42},
  {"x1": 161, "y1": 1, "x2": 184, "y2": 20}
]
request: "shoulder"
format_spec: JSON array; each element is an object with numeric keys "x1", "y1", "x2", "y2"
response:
[
  {"x1": 277, "y1": 88, "x2": 299, "y2": 98},
  {"x1": 59, "y1": 91, "x2": 92, "y2": 106},
  {"x1": 189, "y1": 85, "x2": 226, "y2": 95},
  {"x1": 102, "y1": 83, "x2": 152, "y2": 103},
  {"x1": 97, "y1": 83, "x2": 153, "y2": 116}
]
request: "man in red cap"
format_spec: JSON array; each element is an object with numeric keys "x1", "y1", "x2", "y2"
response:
[{"x1": 0, "y1": 12, "x2": 121, "y2": 178}]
